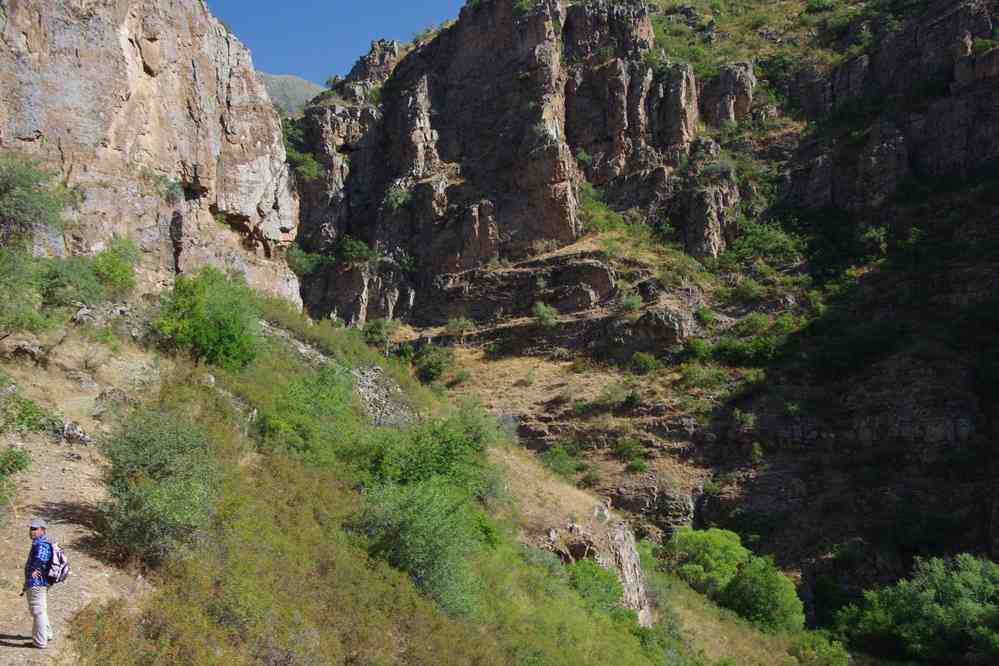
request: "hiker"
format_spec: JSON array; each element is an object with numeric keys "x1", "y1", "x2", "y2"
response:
[{"x1": 21, "y1": 518, "x2": 54, "y2": 649}]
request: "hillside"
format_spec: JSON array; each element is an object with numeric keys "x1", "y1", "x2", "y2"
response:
[
  {"x1": 259, "y1": 72, "x2": 325, "y2": 115},
  {"x1": 1, "y1": 0, "x2": 997, "y2": 664}
]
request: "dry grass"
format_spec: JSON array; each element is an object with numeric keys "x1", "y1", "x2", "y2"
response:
[{"x1": 490, "y1": 445, "x2": 602, "y2": 538}]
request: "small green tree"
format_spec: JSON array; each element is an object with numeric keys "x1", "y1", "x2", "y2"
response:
[
  {"x1": 533, "y1": 302, "x2": 559, "y2": 328},
  {"x1": 568, "y1": 559, "x2": 624, "y2": 613},
  {"x1": 91, "y1": 237, "x2": 140, "y2": 295},
  {"x1": 156, "y1": 267, "x2": 260, "y2": 369},
  {"x1": 667, "y1": 527, "x2": 749, "y2": 595},
  {"x1": 836, "y1": 554, "x2": 999, "y2": 661},
  {"x1": 363, "y1": 318, "x2": 399, "y2": 353},
  {"x1": 719, "y1": 556, "x2": 805, "y2": 632},
  {"x1": 101, "y1": 410, "x2": 219, "y2": 564},
  {"x1": 0, "y1": 153, "x2": 68, "y2": 245},
  {"x1": 0, "y1": 248, "x2": 49, "y2": 338}
]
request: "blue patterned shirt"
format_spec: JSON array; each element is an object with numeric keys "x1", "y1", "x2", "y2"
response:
[{"x1": 24, "y1": 536, "x2": 51, "y2": 588}]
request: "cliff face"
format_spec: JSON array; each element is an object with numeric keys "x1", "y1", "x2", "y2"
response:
[
  {"x1": 295, "y1": 0, "x2": 749, "y2": 325},
  {"x1": 0, "y1": 0, "x2": 300, "y2": 301}
]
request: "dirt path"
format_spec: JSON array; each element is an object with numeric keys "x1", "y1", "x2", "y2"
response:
[
  {"x1": 0, "y1": 332, "x2": 160, "y2": 664},
  {"x1": 0, "y1": 433, "x2": 140, "y2": 664}
]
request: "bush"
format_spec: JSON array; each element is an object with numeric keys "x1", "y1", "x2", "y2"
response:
[
  {"x1": 336, "y1": 235, "x2": 379, "y2": 265},
  {"x1": 100, "y1": 410, "x2": 219, "y2": 564},
  {"x1": 0, "y1": 445, "x2": 30, "y2": 504},
  {"x1": 667, "y1": 528, "x2": 750, "y2": 595},
  {"x1": 719, "y1": 556, "x2": 805, "y2": 632},
  {"x1": 568, "y1": 559, "x2": 624, "y2": 613},
  {"x1": 446, "y1": 316, "x2": 474, "y2": 339},
  {"x1": 0, "y1": 396, "x2": 60, "y2": 434},
  {"x1": 679, "y1": 361, "x2": 728, "y2": 389},
  {"x1": 413, "y1": 344, "x2": 455, "y2": 383},
  {"x1": 806, "y1": 0, "x2": 836, "y2": 12},
  {"x1": 685, "y1": 338, "x2": 713, "y2": 361},
  {"x1": 0, "y1": 248, "x2": 49, "y2": 336},
  {"x1": 630, "y1": 352, "x2": 661, "y2": 375},
  {"x1": 789, "y1": 632, "x2": 850, "y2": 666},
  {"x1": 540, "y1": 444, "x2": 580, "y2": 479},
  {"x1": 91, "y1": 237, "x2": 139, "y2": 295},
  {"x1": 694, "y1": 306, "x2": 715, "y2": 327},
  {"x1": 533, "y1": 301, "x2": 559, "y2": 328},
  {"x1": 0, "y1": 153, "x2": 68, "y2": 244},
  {"x1": 576, "y1": 148, "x2": 593, "y2": 166},
  {"x1": 713, "y1": 334, "x2": 780, "y2": 366},
  {"x1": 39, "y1": 256, "x2": 106, "y2": 307},
  {"x1": 384, "y1": 185, "x2": 411, "y2": 211},
  {"x1": 619, "y1": 292, "x2": 643, "y2": 313},
  {"x1": 156, "y1": 266, "x2": 260, "y2": 369},
  {"x1": 836, "y1": 554, "x2": 999, "y2": 661},
  {"x1": 359, "y1": 480, "x2": 483, "y2": 615},
  {"x1": 0, "y1": 447, "x2": 30, "y2": 477},
  {"x1": 363, "y1": 318, "x2": 399, "y2": 351},
  {"x1": 725, "y1": 278, "x2": 768, "y2": 304},
  {"x1": 733, "y1": 313, "x2": 771, "y2": 338},
  {"x1": 286, "y1": 245, "x2": 333, "y2": 277}
]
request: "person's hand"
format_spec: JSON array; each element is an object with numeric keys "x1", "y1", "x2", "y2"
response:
[{"x1": 30, "y1": 570, "x2": 42, "y2": 579}]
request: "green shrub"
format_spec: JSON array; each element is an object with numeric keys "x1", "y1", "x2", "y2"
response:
[
  {"x1": 722, "y1": 219, "x2": 803, "y2": 270},
  {"x1": 806, "y1": 0, "x2": 836, "y2": 12},
  {"x1": 789, "y1": 632, "x2": 850, "y2": 666},
  {"x1": 446, "y1": 316, "x2": 474, "y2": 338},
  {"x1": 733, "y1": 313, "x2": 771, "y2": 338},
  {"x1": 667, "y1": 528, "x2": 750, "y2": 596},
  {"x1": 413, "y1": 344, "x2": 455, "y2": 383},
  {"x1": 695, "y1": 306, "x2": 716, "y2": 327},
  {"x1": 0, "y1": 248, "x2": 50, "y2": 336},
  {"x1": 156, "y1": 266, "x2": 260, "y2": 369},
  {"x1": 724, "y1": 278, "x2": 768, "y2": 304},
  {"x1": 578, "y1": 181, "x2": 625, "y2": 232},
  {"x1": 836, "y1": 554, "x2": 999, "y2": 661},
  {"x1": 0, "y1": 447, "x2": 30, "y2": 477},
  {"x1": 713, "y1": 334, "x2": 780, "y2": 366},
  {"x1": 719, "y1": 556, "x2": 805, "y2": 632},
  {"x1": 101, "y1": 410, "x2": 219, "y2": 564},
  {"x1": 630, "y1": 352, "x2": 661, "y2": 375},
  {"x1": 0, "y1": 153, "x2": 69, "y2": 244},
  {"x1": 336, "y1": 235, "x2": 379, "y2": 265},
  {"x1": 384, "y1": 185, "x2": 411, "y2": 211},
  {"x1": 568, "y1": 559, "x2": 624, "y2": 613},
  {"x1": 540, "y1": 444, "x2": 580, "y2": 479},
  {"x1": 39, "y1": 256, "x2": 106, "y2": 307},
  {"x1": 533, "y1": 301, "x2": 559, "y2": 328},
  {"x1": 679, "y1": 361, "x2": 728, "y2": 389},
  {"x1": 360, "y1": 479, "x2": 483, "y2": 615},
  {"x1": 0, "y1": 446, "x2": 30, "y2": 504},
  {"x1": 619, "y1": 292, "x2": 643, "y2": 313},
  {"x1": 363, "y1": 318, "x2": 399, "y2": 351},
  {"x1": 367, "y1": 84, "x2": 383, "y2": 105},
  {"x1": 685, "y1": 338, "x2": 713, "y2": 361},
  {"x1": 576, "y1": 148, "x2": 593, "y2": 166},
  {"x1": 91, "y1": 237, "x2": 139, "y2": 295},
  {"x1": 0, "y1": 396, "x2": 60, "y2": 434},
  {"x1": 286, "y1": 245, "x2": 333, "y2": 276},
  {"x1": 612, "y1": 436, "x2": 644, "y2": 462}
]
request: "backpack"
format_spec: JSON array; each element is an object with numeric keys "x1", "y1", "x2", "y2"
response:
[{"x1": 46, "y1": 543, "x2": 70, "y2": 585}]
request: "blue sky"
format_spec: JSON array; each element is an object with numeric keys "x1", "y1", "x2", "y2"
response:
[{"x1": 206, "y1": 1, "x2": 467, "y2": 84}]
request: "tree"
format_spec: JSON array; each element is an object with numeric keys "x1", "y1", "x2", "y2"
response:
[
  {"x1": 667, "y1": 527, "x2": 749, "y2": 595},
  {"x1": 719, "y1": 556, "x2": 805, "y2": 632},
  {"x1": 0, "y1": 153, "x2": 68, "y2": 245}
]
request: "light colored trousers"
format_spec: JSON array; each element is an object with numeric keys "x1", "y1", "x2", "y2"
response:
[{"x1": 26, "y1": 586, "x2": 53, "y2": 648}]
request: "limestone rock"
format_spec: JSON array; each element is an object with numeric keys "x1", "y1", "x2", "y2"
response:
[
  {"x1": 701, "y1": 62, "x2": 756, "y2": 126},
  {"x1": 0, "y1": 0, "x2": 300, "y2": 303}
]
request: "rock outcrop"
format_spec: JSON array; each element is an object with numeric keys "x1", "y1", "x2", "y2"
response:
[
  {"x1": 295, "y1": 0, "x2": 731, "y2": 325},
  {"x1": 0, "y1": 0, "x2": 300, "y2": 302},
  {"x1": 784, "y1": 0, "x2": 999, "y2": 212}
]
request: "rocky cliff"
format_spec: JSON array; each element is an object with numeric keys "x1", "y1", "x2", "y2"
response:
[
  {"x1": 0, "y1": 0, "x2": 300, "y2": 301},
  {"x1": 292, "y1": 0, "x2": 754, "y2": 325}
]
